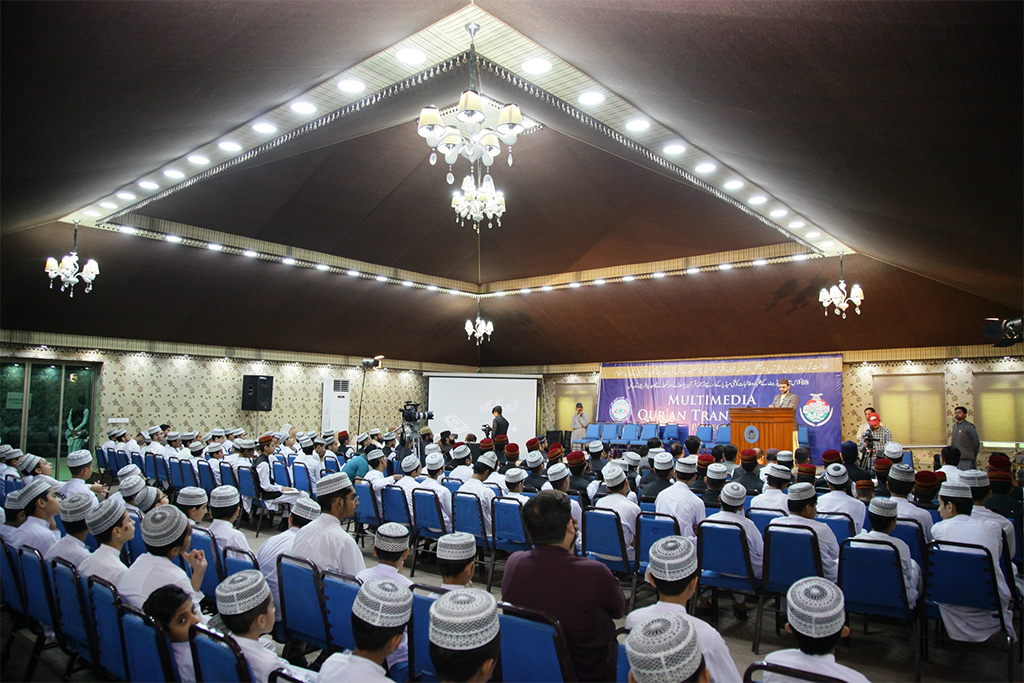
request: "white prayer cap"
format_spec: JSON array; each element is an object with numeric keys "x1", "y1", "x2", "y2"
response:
[
  {"x1": 188, "y1": 441, "x2": 205, "y2": 454},
  {"x1": 357, "y1": 432, "x2": 370, "y2": 443},
  {"x1": 653, "y1": 452, "x2": 674, "y2": 470},
  {"x1": 119, "y1": 475, "x2": 146, "y2": 499},
  {"x1": 369, "y1": 428, "x2": 381, "y2": 436},
  {"x1": 525, "y1": 451, "x2": 545, "y2": 468},
  {"x1": 402, "y1": 455, "x2": 421, "y2": 473},
  {"x1": 280, "y1": 424, "x2": 294, "y2": 434},
  {"x1": 889, "y1": 463, "x2": 915, "y2": 482},
  {"x1": 4, "y1": 490, "x2": 25, "y2": 511},
  {"x1": 86, "y1": 497, "x2": 126, "y2": 535},
  {"x1": 706, "y1": 463, "x2": 729, "y2": 480},
  {"x1": 106, "y1": 428, "x2": 119, "y2": 438},
  {"x1": 425, "y1": 453, "x2": 445, "y2": 470},
  {"x1": 437, "y1": 532, "x2": 477, "y2": 561},
  {"x1": 787, "y1": 577, "x2": 846, "y2": 638},
  {"x1": 429, "y1": 589, "x2": 500, "y2": 651},
  {"x1": 141, "y1": 505, "x2": 188, "y2": 547},
  {"x1": 787, "y1": 482, "x2": 816, "y2": 501},
  {"x1": 147, "y1": 426, "x2": 161, "y2": 436},
  {"x1": 883, "y1": 442, "x2": 904, "y2": 459},
  {"x1": 113, "y1": 428, "x2": 127, "y2": 438},
  {"x1": 824, "y1": 463, "x2": 848, "y2": 485},
  {"x1": 203, "y1": 432, "x2": 214, "y2": 442},
  {"x1": 765, "y1": 463, "x2": 792, "y2": 480},
  {"x1": 477, "y1": 452, "x2": 498, "y2": 470},
  {"x1": 210, "y1": 485, "x2": 240, "y2": 508},
  {"x1": 207, "y1": 442, "x2": 225, "y2": 455},
  {"x1": 648, "y1": 536, "x2": 697, "y2": 581},
  {"x1": 366, "y1": 448, "x2": 385, "y2": 462},
  {"x1": 547, "y1": 463, "x2": 569, "y2": 482},
  {"x1": 621, "y1": 451, "x2": 641, "y2": 467},
  {"x1": 135, "y1": 486, "x2": 160, "y2": 512},
  {"x1": 0, "y1": 444, "x2": 12, "y2": 456},
  {"x1": 182, "y1": 430, "x2": 199, "y2": 441},
  {"x1": 674, "y1": 455, "x2": 698, "y2": 474},
  {"x1": 776, "y1": 450, "x2": 794, "y2": 463},
  {"x1": 211, "y1": 428, "x2": 226, "y2": 438},
  {"x1": 60, "y1": 493, "x2": 97, "y2": 522},
  {"x1": 3, "y1": 448, "x2": 22, "y2": 461},
  {"x1": 587, "y1": 440, "x2": 604, "y2": 454},
  {"x1": 67, "y1": 449, "x2": 93, "y2": 468},
  {"x1": 298, "y1": 437, "x2": 313, "y2": 449},
  {"x1": 0, "y1": 508, "x2": 5, "y2": 525},
  {"x1": 313, "y1": 436, "x2": 327, "y2": 446},
  {"x1": 961, "y1": 470, "x2": 990, "y2": 488},
  {"x1": 384, "y1": 431, "x2": 398, "y2": 442},
  {"x1": 719, "y1": 482, "x2": 747, "y2": 507},
  {"x1": 939, "y1": 483, "x2": 972, "y2": 499},
  {"x1": 316, "y1": 472, "x2": 352, "y2": 496},
  {"x1": 603, "y1": 464, "x2": 627, "y2": 488},
  {"x1": 117, "y1": 464, "x2": 141, "y2": 481},
  {"x1": 165, "y1": 431, "x2": 181, "y2": 442},
  {"x1": 868, "y1": 497, "x2": 898, "y2": 517},
  {"x1": 216, "y1": 570, "x2": 271, "y2": 615},
  {"x1": 176, "y1": 487, "x2": 208, "y2": 507},
  {"x1": 451, "y1": 445, "x2": 471, "y2": 461},
  {"x1": 323, "y1": 435, "x2": 337, "y2": 447},
  {"x1": 353, "y1": 579, "x2": 413, "y2": 628},
  {"x1": 626, "y1": 613, "x2": 703, "y2": 683},
  {"x1": 292, "y1": 497, "x2": 321, "y2": 521},
  {"x1": 17, "y1": 453, "x2": 41, "y2": 474},
  {"x1": 374, "y1": 523, "x2": 410, "y2": 552},
  {"x1": 504, "y1": 468, "x2": 527, "y2": 484},
  {"x1": 235, "y1": 439, "x2": 254, "y2": 451},
  {"x1": 424, "y1": 444, "x2": 442, "y2": 455}
]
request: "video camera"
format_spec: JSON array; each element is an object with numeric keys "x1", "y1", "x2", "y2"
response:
[{"x1": 400, "y1": 401, "x2": 433, "y2": 423}]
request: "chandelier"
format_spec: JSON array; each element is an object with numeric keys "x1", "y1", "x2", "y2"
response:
[
  {"x1": 45, "y1": 220, "x2": 99, "y2": 297},
  {"x1": 819, "y1": 251, "x2": 864, "y2": 318},
  {"x1": 466, "y1": 300, "x2": 494, "y2": 345},
  {"x1": 452, "y1": 168, "x2": 505, "y2": 231}
]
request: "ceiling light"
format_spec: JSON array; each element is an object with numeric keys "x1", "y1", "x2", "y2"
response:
[
  {"x1": 187, "y1": 155, "x2": 210, "y2": 165},
  {"x1": 163, "y1": 169, "x2": 185, "y2": 179},
  {"x1": 578, "y1": 91, "x2": 605, "y2": 106},
  {"x1": 686, "y1": 268, "x2": 700, "y2": 275},
  {"x1": 724, "y1": 180, "x2": 744, "y2": 190},
  {"x1": 792, "y1": 254, "x2": 808, "y2": 261},
  {"x1": 402, "y1": 281, "x2": 414, "y2": 287},
  {"x1": 521, "y1": 57, "x2": 552, "y2": 74},
  {"x1": 314, "y1": 264, "x2": 330, "y2": 271},
  {"x1": 252, "y1": 123, "x2": 277, "y2": 135},
  {"x1": 208, "y1": 243, "x2": 223, "y2": 251},
  {"x1": 290, "y1": 101, "x2": 317, "y2": 114},
  {"x1": 753, "y1": 259, "x2": 768, "y2": 266},
  {"x1": 452, "y1": 174, "x2": 505, "y2": 231},
  {"x1": 770, "y1": 209, "x2": 788, "y2": 217},
  {"x1": 338, "y1": 79, "x2": 366, "y2": 93},
  {"x1": 166, "y1": 235, "x2": 182, "y2": 243},
  {"x1": 541, "y1": 285, "x2": 553, "y2": 292},
  {"x1": 519, "y1": 288, "x2": 530, "y2": 294},
  {"x1": 450, "y1": 289, "x2": 460, "y2": 295},
  {"x1": 138, "y1": 180, "x2": 159, "y2": 190},
  {"x1": 282, "y1": 258, "x2": 296, "y2": 265},
  {"x1": 346, "y1": 270, "x2": 359, "y2": 277},
  {"x1": 806, "y1": 230, "x2": 821, "y2": 239},
  {"x1": 118, "y1": 226, "x2": 136, "y2": 234},
  {"x1": 625, "y1": 119, "x2": 651, "y2": 132},
  {"x1": 427, "y1": 285, "x2": 438, "y2": 292},
  {"x1": 44, "y1": 220, "x2": 99, "y2": 297},
  {"x1": 663, "y1": 144, "x2": 686, "y2": 156},
  {"x1": 622, "y1": 275, "x2": 635, "y2": 282},
  {"x1": 376, "y1": 275, "x2": 388, "y2": 282},
  {"x1": 719, "y1": 263, "x2": 733, "y2": 270},
  {"x1": 243, "y1": 250, "x2": 258, "y2": 258},
  {"x1": 83, "y1": 210, "x2": 101, "y2": 217},
  {"x1": 748, "y1": 195, "x2": 767, "y2": 205},
  {"x1": 495, "y1": 290, "x2": 506, "y2": 296},
  {"x1": 695, "y1": 163, "x2": 716, "y2": 174},
  {"x1": 818, "y1": 253, "x2": 864, "y2": 320},
  {"x1": 789, "y1": 220, "x2": 806, "y2": 229},
  {"x1": 569, "y1": 282, "x2": 581, "y2": 288},
  {"x1": 653, "y1": 271, "x2": 666, "y2": 278},
  {"x1": 97, "y1": 202, "x2": 117, "y2": 210},
  {"x1": 594, "y1": 279, "x2": 606, "y2": 285},
  {"x1": 466, "y1": 299, "x2": 494, "y2": 345},
  {"x1": 116, "y1": 192, "x2": 136, "y2": 200},
  {"x1": 395, "y1": 47, "x2": 426, "y2": 64},
  {"x1": 218, "y1": 141, "x2": 242, "y2": 152},
  {"x1": 820, "y1": 240, "x2": 836, "y2": 248}
]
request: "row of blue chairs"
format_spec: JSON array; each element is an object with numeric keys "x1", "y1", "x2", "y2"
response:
[{"x1": 572, "y1": 422, "x2": 690, "y2": 449}]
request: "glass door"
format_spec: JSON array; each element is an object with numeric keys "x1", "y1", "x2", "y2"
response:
[
  {"x1": 0, "y1": 362, "x2": 26, "y2": 448},
  {"x1": 27, "y1": 363, "x2": 63, "y2": 474}
]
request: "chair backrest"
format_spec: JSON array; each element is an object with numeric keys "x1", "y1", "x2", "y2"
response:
[
  {"x1": 292, "y1": 463, "x2": 314, "y2": 496},
  {"x1": 321, "y1": 570, "x2": 362, "y2": 652},
  {"x1": 638, "y1": 423, "x2": 658, "y2": 441},
  {"x1": 120, "y1": 603, "x2": 176, "y2": 682},
  {"x1": 443, "y1": 479, "x2": 462, "y2": 496},
  {"x1": 277, "y1": 554, "x2": 330, "y2": 649},
  {"x1": 600, "y1": 422, "x2": 619, "y2": 441},
  {"x1": 237, "y1": 465, "x2": 259, "y2": 499},
  {"x1": 618, "y1": 424, "x2": 640, "y2": 442},
  {"x1": 584, "y1": 423, "x2": 601, "y2": 440},
  {"x1": 413, "y1": 488, "x2": 449, "y2": 535},
  {"x1": 746, "y1": 507, "x2": 787, "y2": 537},
  {"x1": 273, "y1": 461, "x2": 291, "y2": 487},
  {"x1": 582, "y1": 507, "x2": 630, "y2": 573},
  {"x1": 143, "y1": 453, "x2": 158, "y2": 481},
  {"x1": 55, "y1": 514, "x2": 68, "y2": 537},
  {"x1": 125, "y1": 509, "x2": 146, "y2": 564},
  {"x1": 114, "y1": 449, "x2": 130, "y2": 474},
  {"x1": 492, "y1": 497, "x2": 530, "y2": 549},
  {"x1": 815, "y1": 511, "x2": 855, "y2": 545},
  {"x1": 696, "y1": 519, "x2": 758, "y2": 590},
  {"x1": 189, "y1": 527, "x2": 225, "y2": 598},
  {"x1": 408, "y1": 584, "x2": 448, "y2": 680},
  {"x1": 197, "y1": 460, "x2": 217, "y2": 494},
  {"x1": 224, "y1": 546, "x2": 259, "y2": 576},
  {"x1": 323, "y1": 455, "x2": 340, "y2": 473},
  {"x1": 130, "y1": 451, "x2": 146, "y2": 473},
  {"x1": 716, "y1": 425, "x2": 732, "y2": 445},
  {"x1": 742, "y1": 661, "x2": 847, "y2": 682},
  {"x1": 637, "y1": 512, "x2": 680, "y2": 569},
  {"x1": 190, "y1": 623, "x2": 253, "y2": 682},
  {"x1": 797, "y1": 426, "x2": 810, "y2": 447},
  {"x1": 269, "y1": 669, "x2": 308, "y2": 683},
  {"x1": 924, "y1": 540, "x2": 1004, "y2": 613},
  {"x1": 839, "y1": 537, "x2": 910, "y2": 618},
  {"x1": 0, "y1": 539, "x2": 25, "y2": 615},
  {"x1": 353, "y1": 481, "x2": 381, "y2": 527},
  {"x1": 181, "y1": 460, "x2": 200, "y2": 489},
  {"x1": 382, "y1": 484, "x2": 413, "y2": 526},
  {"x1": 453, "y1": 491, "x2": 489, "y2": 546},
  {"x1": 219, "y1": 462, "x2": 238, "y2": 489},
  {"x1": 499, "y1": 601, "x2": 577, "y2": 682},
  {"x1": 89, "y1": 577, "x2": 127, "y2": 680},
  {"x1": 19, "y1": 545, "x2": 56, "y2": 630},
  {"x1": 763, "y1": 524, "x2": 823, "y2": 593},
  {"x1": 95, "y1": 447, "x2": 108, "y2": 474},
  {"x1": 663, "y1": 424, "x2": 680, "y2": 442},
  {"x1": 52, "y1": 558, "x2": 95, "y2": 663},
  {"x1": 156, "y1": 455, "x2": 173, "y2": 487},
  {"x1": 893, "y1": 518, "x2": 926, "y2": 567},
  {"x1": 168, "y1": 457, "x2": 185, "y2": 489}
]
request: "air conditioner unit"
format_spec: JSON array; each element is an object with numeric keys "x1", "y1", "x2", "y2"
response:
[{"x1": 322, "y1": 378, "x2": 351, "y2": 435}]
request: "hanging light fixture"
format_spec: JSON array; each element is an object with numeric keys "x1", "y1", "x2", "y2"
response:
[
  {"x1": 466, "y1": 299, "x2": 494, "y2": 345},
  {"x1": 45, "y1": 220, "x2": 99, "y2": 297},
  {"x1": 451, "y1": 168, "x2": 505, "y2": 231},
  {"x1": 819, "y1": 251, "x2": 864, "y2": 318}
]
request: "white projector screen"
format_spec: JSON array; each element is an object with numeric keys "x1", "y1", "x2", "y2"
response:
[{"x1": 427, "y1": 374, "x2": 539, "y2": 442}]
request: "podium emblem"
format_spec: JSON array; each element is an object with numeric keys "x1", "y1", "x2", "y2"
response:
[
  {"x1": 801, "y1": 393, "x2": 834, "y2": 427},
  {"x1": 609, "y1": 397, "x2": 632, "y2": 422},
  {"x1": 743, "y1": 425, "x2": 759, "y2": 444}
]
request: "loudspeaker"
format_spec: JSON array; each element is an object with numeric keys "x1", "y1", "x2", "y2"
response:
[{"x1": 241, "y1": 375, "x2": 274, "y2": 412}]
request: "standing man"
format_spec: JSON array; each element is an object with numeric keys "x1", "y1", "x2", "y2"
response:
[
  {"x1": 950, "y1": 406, "x2": 980, "y2": 471},
  {"x1": 491, "y1": 406, "x2": 509, "y2": 444},
  {"x1": 858, "y1": 412, "x2": 893, "y2": 469},
  {"x1": 770, "y1": 378, "x2": 799, "y2": 415},
  {"x1": 570, "y1": 402, "x2": 590, "y2": 446}
]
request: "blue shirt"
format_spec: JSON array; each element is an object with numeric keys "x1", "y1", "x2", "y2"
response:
[{"x1": 341, "y1": 454, "x2": 369, "y2": 481}]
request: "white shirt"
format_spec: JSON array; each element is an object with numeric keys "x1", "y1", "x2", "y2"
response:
[
  {"x1": 705, "y1": 510, "x2": 764, "y2": 578},
  {"x1": 363, "y1": 469, "x2": 389, "y2": 510},
  {"x1": 415, "y1": 477, "x2": 453, "y2": 531},
  {"x1": 485, "y1": 472, "x2": 509, "y2": 496},
  {"x1": 595, "y1": 492, "x2": 640, "y2": 561},
  {"x1": 655, "y1": 482, "x2": 705, "y2": 544},
  {"x1": 852, "y1": 529, "x2": 921, "y2": 605},
  {"x1": 118, "y1": 553, "x2": 205, "y2": 616},
  {"x1": 1, "y1": 524, "x2": 19, "y2": 544},
  {"x1": 931, "y1": 514, "x2": 1014, "y2": 642},
  {"x1": 815, "y1": 490, "x2": 866, "y2": 533},
  {"x1": 448, "y1": 465, "x2": 473, "y2": 483},
  {"x1": 291, "y1": 513, "x2": 365, "y2": 576},
  {"x1": 972, "y1": 507, "x2": 1015, "y2": 559},
  {"x1": 767, "y1": 515, "x2": 840, "y2": 583},
  {"x1": 78, "y1": 544, "x2": 129, "y2": 586},
  {"x1": 749, "y1": 487, "x2": 788, "y2": 514},
  {"x1": 624, "y1": 602, "x2": 741, "y2": 683},
  {"x1": 587, "y1": 479, "x2": 638, "y2": 505},
  {"x1": 127, "y1": 440, "x2": 142, "y2": 455},
  {"x1": 319, "y1": 651, "x2": 390, "y2": 683},
  {"x1": 10, "y1": 516, "x2": 60, "y2": 555},
  {"x1": 456, "y1": 478, "x2": 496, "y2": 533},
  {"x1": 893, "y1": 496, "x2": 934, "y2": 542},
  {"x1": 355, "y1": 563, "x2": 411, "y2": 670},
  {"x1": 256, "y1": 527, "x2": 298, "y2": 622},
  {"x1": 937, "y1": 465, "x2": 963, "y2": 486},
  {"x1": 23, "y1": 473, "x2": 62, "y2": 490},
  {"x1": 395, "y1": 474, "x2": 422, "y2": 510},
  {"x1": 234, "y1": 635, "x2": 317, "y2": 683},
  {"x1": 58, "y1": 477, "x2": 99, "y2": 506},
  {"x1": 44, "y1": 534, "x2": 91, "y2": 569},
  {"x1": 208, "y1": 519, "x2": 250, "y2": 556},
  {"x1": 101, "y1": 440, "x2": 115, "y2": 453},
  {"x1": 171, "y1": 641, "x2": 195, "y2": 683},
  {"x1": 763, "y1": 650, "x2": 870, "y2": 683}
]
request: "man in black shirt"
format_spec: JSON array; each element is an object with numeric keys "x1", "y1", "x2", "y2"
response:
[
  {"x1": 732, "y1": 449, "x2": 763, "y2": 493},
  {"x1": 491, "y1": 405, "x2": 509, "y2": 442}
]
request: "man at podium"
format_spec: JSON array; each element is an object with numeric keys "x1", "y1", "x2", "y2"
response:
[{"x1": 769, "y1": 378, "x2": 799, "y2": 449}]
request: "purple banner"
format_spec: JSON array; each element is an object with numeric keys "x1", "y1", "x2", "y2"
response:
[{"x1": 598, "y1": 355, "x2": 843, "y2": 463}]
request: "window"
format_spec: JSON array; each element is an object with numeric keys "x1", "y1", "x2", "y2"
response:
[
  {"x1": 973, "y1": 372, "x2": 1024, "y2": 443},
  {"x1": 872, "y1": 373, "x2": 945, "y2": 447}
]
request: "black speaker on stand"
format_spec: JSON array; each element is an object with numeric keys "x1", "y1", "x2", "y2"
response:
[{"x1": 242, "y1": 375, "x2": 273, "y2": 436}]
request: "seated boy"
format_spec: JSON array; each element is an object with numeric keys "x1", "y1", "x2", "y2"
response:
[
  {"x1": 256, "y1": 496, "x2": 320, "y2": 623},
  {"x1": 79, "y1": 497, "x2": 134, "y2": 585},
  {"x1": 1, "y1": 490, "x2": 26, "y2": 544},
  {"x1": 320, "y1": 579, "x2": 412, "y2": 682},
  {"x1": 594, "y1": 464, "x2": 641, "y2": 561},
  {"x1": 428, "y1": 589, "x2": 501, "y2": 683},
  {"x1": 134, "y1": 485, "x2": 168, "y2": 513},
  {"x1": 175, "y1": 487, "x2": 209, "y2": 527},
  {"x1": 435, "y1": 532, "x2": 478, "y2": 591},
  {"x1": 704, "y1": 481, "x2": 763, "y2": 620},
  {"x1": 143, "y1": 585, "x2": 202, "y2": 682},
  {"x1": 9, "y1": 480, "x2": 61, "y2": 555},
  {"x1": 767, "y1": 483, "x2": 839, "y2": 582},
  {"x1": 17, "y1": 453, "x2": 61, "y2": 489},
  {"x1": 815, "y1": 464, "x2": 866, "y2": 533},
  {"x1": 764, "y1": 577, "x2": 869, "y2": 682},
  {"x1": 208, "y1": 485, "x2": 250, "y2": 556},
  {"x1": 45, "y1": 493, "x2": 96, "y2": 569},
  {"x1": 58, "y1": 449, "x2": 108, "y2": 503},
  {"x1": 852, "y1": 497, "x2": 921, "y2": 605},
  {"x1": 749, "y1": 463, "x2": 791, "y2": 514},
  {"x1": 626, "y1": 613, "x2": 710, "y2": 683}
]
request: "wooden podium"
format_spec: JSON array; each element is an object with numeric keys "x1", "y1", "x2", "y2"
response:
[{"x1": 729, "y1": 408, "x2": 796, "y2": 454}]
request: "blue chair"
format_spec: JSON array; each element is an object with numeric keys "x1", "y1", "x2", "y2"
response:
[
  {"x1": 273, "y1": 461, "x2": 291, "y2": 487},
  {"x1": 599, "y1": 422, "x2": 620, "y2": 446},
  {"x1": 754, "y1": 524, "x2": 823, "y2": 653},
  {"x1": 321, "y1": 570, "x2": 361, "y2": 652},
  {"x1": 19, "y1": 546, "x2": 60, "y2": 680},
  {"x1": 323, "y1": 455, "x2": 340, "y2": 473},
  {"x1": 55, "y1": 515, "x2": 67, "y2": 537},
  {"x1": 696, "y1": 519, "x2": 761, "y2": 622},
  {"x1": 573, "y1": 422, "x2": 601, "y2": 449},
  {"x1": 695, "y1": 425, "x2": 714, "y2": 453},
  {"x1": 639, "y1": 500, "x2": 656, "y2": 514},
  {"x1": 120, "y1": 603, "x2": 176, "y2": 682},
  {"x1": 839, "y1": 537, "x2": 914, "y2": 628},
  {"x1": 95, "y1": 447, "x2": 108, "y2": 479},
  {"x1": 292, "y1": 463, "x2": 314, "y2": 497},
  {"x1": 815, "y1": 511, "x2": 855, "y2": 546},
  {"x1": 131, "y1": 452, "x2": 146, "y2": 477},
  {"x1": 615, "y1": 637, "x2": 630, "y2": 683},
  {"x1": 917, "y1": 540, "x2": 1013, "y2": 681},
  {"x1": 181, "y1": 460, "x2": 200, "y2": 489},
  {"x1": 797, "y1": 426, "x2": 810, "y2": 449},
  {"x1": 498, "y1": 601, "x2": 577, "y2": 681},
  {"x1": 144, "y1": 453, "x2": 159, "y2": 482},
  {"x1": 742, "y1": 662, "x2": 847, "y2": 682},
  {"x1": 453, "y1": 491, "x2": 491, "y2": 553},
  {"x1": 488, "y1": 497, "x2": 531, "y2": 590},
  {"x1": 51, "y1": 558, "x2": 95, "y2": 673},
  {"x1": 224, "y1": 546, "x2": 259, "y2": 575},
  {"x1": 277, "y1": 554, "x2": 330, "y2": 651},
  {"x1": 582, "y1": 507, "x2": 637, "y2": 608},
  {"x1": 89, "y1": 577, "x2": 127, "y2": 680},
  {"x1": 715, "y1": 425, "x2": 732, "y2": 448},
  {"x1": 1, "y1": 540, "x2": 28, "y2": 659},
  {"x1": 408, "y1": 584, "x2": 447, "y2": 682},
  {"x1": 893, "y1": 519, "x2": 927, "y2": 567},
  {"x1": 220, "y1": 462, "x2": 239, "y2": 489},
  {"x1": 412, "y1": 488, "x2": 450, "y2": 576},
  {"x1": 198, "y1": 460, "x2": 218, "y2": 494},
  {"x1": 189, "y1": 527, "x2": 224, "y2": 601},
  {"x1": 662, "y1": 423, "x2": 681, "y2": 445},
  {"x1": 382, "y1": 484, "x2": 413, "y2": 526},
  {"x1": 612, "y1": 424, "x2": 640, "y2": 449},
  {"x1": 190, "y1": 623, "x2": 253, "y2": 682},
  {"x1": 746, "y1": 507, "x2": 787, "y2": 538},
  {"x1": 156, "y1": 456, "x2": 173, "y2": 490},
  {"x1": 901, "y1": 449, "x2": 914, "y2": 467},
  {"x1": 354, "y1": 481, "x2": 381, "y2": 532},
  {"x1": 442, "y1": 478, "x2": 462, "y2": 496},
  {"x1": 237, "y1": 466, "x2": 270, "y2": 537},
  {"x1": 636, "y1": 512, "x2": 680, "y2": 579},
  {"x1": 633, "y1": 422, "x2": 659, "y2": 448},
  {"x1": 113, "y1": 448, "x2": 130, "y2": 474},
  {"x1": 169, "y1": 457, "x2": 185, "y2": 489},
  {"x1": 125, "y1": 509, "x2": 146, "y2": 564}
]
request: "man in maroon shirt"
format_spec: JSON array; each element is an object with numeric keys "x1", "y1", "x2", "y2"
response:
[{"x1": 501, "y1": 490, "x2": 626, "y2": 681}]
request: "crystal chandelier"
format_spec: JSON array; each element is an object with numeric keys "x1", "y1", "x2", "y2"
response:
[
  {"x1": 819, "y1": 251, "x2": 864, "y2": 318},
  {"x1": 466, "y1": 300, "x2": 494, "y2": 344},
  {"x1": 44, "y1": 220, "x2": 99, "y2": 297},
  {"x1": 452, "y1": 168, "x2": 505, "y2": 231}
]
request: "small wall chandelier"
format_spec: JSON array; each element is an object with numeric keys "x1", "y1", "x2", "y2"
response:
[
  {"x1": 466, "y1": 300, "x2": 494, "y2": 345},
  {"x1": 819, "y1": 251, "x2": 864, "y2": 318},
  {"x1": 45, "y1": 220, "x2": 99, "y2": 297},
  {"x1": 452, "y1": 168, "x2": 505, "y2": 231}
]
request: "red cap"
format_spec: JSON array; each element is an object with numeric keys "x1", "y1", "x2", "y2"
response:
[
  {"x1": 336, "y1": 430, "x2": 349, "y2": 440},
  {"x1": 740, "y1": 449, "x2": 758, "y2": 463},
  {"x1": 797, "y1": 464, "x2": 817, "y2": 476},
  {"x1": 547, "y1": 443, "x2": 564, "y2": 460},
  {"x1": 867, "y1": 412, "x2": 881, "y2": 426},
  {"x1": 988, "y1": 453, "x2": 1012, "y2": 472},
  {"x1": 697, "y1": 454, "x2": 715, "y2": 468},
  {"x1": 453, "y1": 441, "x2": 465, "y2": 448},
  {"x1": 873, "y1": 457, "x2": 892, "y2": 472},
  {"x1": 821, "y1": 449, "x2": 841, "y2": 464},
  {"x1": 934, "y1": 471, "x2": 947, "y2": 484},
  {"x1": 479, "y1": 438, "x2": 493, "y2": 450},
  {"x1": 504, "y1": 443, "x2": 520, "y2": 457},
  {"x1": 567, "y1": 450, "x2": 586, "y2": 466},
  {"x1": 495, "y1": 434, "x2": 508, "y2": 445},
  {"x1": 989, "y1": 471, "x2": 1012, "y2": 483},
  {"x1": 257, "y1": 434, "x2": 274, "y2": 445},
  {"x1": 915, "y1": 471, "x2": 939, "y2": 489},
  {"x1": 526, "y1": 438, "x2": 540, "y2": 451},
  {"x1": 855, "y1": 479, "x2": 875, "y2": 491}
]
